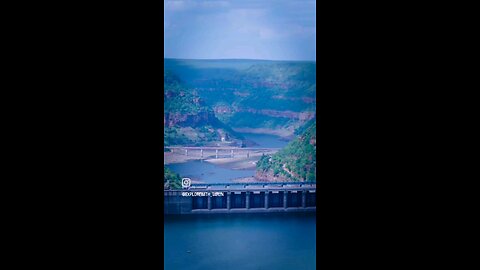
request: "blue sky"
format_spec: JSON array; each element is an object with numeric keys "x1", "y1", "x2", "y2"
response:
[{"x1": 164, "y1": 0, "x2": 316, "y2": 61}]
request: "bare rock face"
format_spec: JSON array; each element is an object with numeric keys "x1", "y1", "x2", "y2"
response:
[
  {"x1": 233, "y1": 107, "x2": 316, "y2": 120},
  {"x1": 299, "y1": 111, "x2": 316, "y2": 121},
  {"x1": 164, "y1": 110, "x2": 217, "y2": 128},
  {"x1": 213, "y1": 105, "x2": 232, "y2": 114}
]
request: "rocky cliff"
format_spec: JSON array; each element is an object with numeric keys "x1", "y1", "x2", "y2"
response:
[
  {"x1": 164, "y1": 110, "x2": 217, "y2": 128},
  {"x1": 164, "y1": 59, "x2": 316, "y2": 133},
  {"x1": 164, "y1": 70, "x2": 242, "y2": 146}
]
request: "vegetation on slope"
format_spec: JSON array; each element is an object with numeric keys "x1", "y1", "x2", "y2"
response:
[
  {"x1": 164, "y1": 166, "x2": 182, "y2": 189},
  {"x1": 164, "y1": 70, "x2": 243, "y2": 146},
  {"x1": 256, "y1": 121, "x2": 316, "y2": 181},
  {"x1": 164, "y1": 70, "x2": 208, "y2": 114},
  {"x1": 164, "y1": 59, "x2": 316, "y2": 132},
  {"x1": 295, "y1": 117, "x2": 316, "y2": 135}
]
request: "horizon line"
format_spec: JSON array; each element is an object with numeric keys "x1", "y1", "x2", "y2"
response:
[{"x1": 164, "y1": 57, "x2": 316, "y2": 62}]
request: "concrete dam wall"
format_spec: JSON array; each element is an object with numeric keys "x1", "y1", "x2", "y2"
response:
[{"x1": 164, "y1": 183, "x2": 316, "y2": 214}]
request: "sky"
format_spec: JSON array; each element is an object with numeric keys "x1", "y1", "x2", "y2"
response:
[{"x1": 164, "y1": 0, "x2": 316, "y2": 61}]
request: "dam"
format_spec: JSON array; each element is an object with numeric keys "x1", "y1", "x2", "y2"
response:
[{"x1": 164, "y1": 182, "x2": 316, "y2": 214}]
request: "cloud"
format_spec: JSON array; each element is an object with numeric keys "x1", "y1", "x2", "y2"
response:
[
  {"x1": 164, "y1": 0, "x2": 189, "y2": 11},
  {"x1": 164, "y1": 0, "x2": 316, "y2": 60},
  {"x1": 165, "y1": 0, "x2": 229, "y2": 11}
]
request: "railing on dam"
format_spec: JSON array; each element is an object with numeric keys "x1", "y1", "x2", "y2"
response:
[
  {"x1": 164, "y1": 182, "x2": 317, "y2": 214},
  {"x1": 187, "y1": 181, "x2": 316, "y2": 188}
]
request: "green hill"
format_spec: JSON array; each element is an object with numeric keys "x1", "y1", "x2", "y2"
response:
[
  {"x1": 164, "y1": 70, "x2": 208, "y2": 114},
  {"x1": 164, "y1": 166, "x2": 182, "y2": 189},
  {"x1": 164, "y1": 59, "x2": 316, "y2": 135},
  {"x1": 164, "y1": 70, "x2": 243, "y2": 146},
  {"x1": 256, "y1": 121, "x2": 316, "y2": 182}
]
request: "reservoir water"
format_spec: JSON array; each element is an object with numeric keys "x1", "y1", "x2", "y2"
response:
[
  {"x1": 164, "y1": 133, "x2": 316, "y2": 269},
  {"x1": 239, "y1": 132, "x2": 290, "y2": 148},
  {"x1": 164, "y1": 213, "x2": 316, "y2": 270},
  {"x1": 166, "y1": 160, "x2": 255, "y2": 183}
]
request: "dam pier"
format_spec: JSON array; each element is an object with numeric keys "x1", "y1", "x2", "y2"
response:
[{"x1": 164, "y1": 182, "x2": 316, "y2": 214}]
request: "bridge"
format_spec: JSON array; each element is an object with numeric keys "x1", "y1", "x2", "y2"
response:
[
  {"x1": 164, "y1": 182, "x2": 316, "y2": 214},
  {"x1": 166, "y1": 146, "x2": 281, "y2": 159}
]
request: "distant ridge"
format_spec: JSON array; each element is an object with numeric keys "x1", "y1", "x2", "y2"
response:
[
  {"x1": 164, "y1": 58, "x2": 316, "y2": 63},
  {"x1": 164, "y1": 57, "x2": 316, "y2": 137}
]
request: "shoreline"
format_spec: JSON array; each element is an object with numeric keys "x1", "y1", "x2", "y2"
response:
[
  {"x1": 204, "y1": 155, "x2": 262, "y2": 170},
  {"x1": 233, "y1": 127, "x2": 294, "y2": 138},
  {"x1": 164, "y1": 146, "x2": 290, "y2": 184},
  {"x1": 164, "y1": 150, "x2": 277, "y2": 167}
]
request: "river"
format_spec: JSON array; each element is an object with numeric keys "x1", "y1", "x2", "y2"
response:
[
  {"x1": 165, "y1": 133, "x2": 290, "y2": 183},
  {"x1": 240, "y1": 132, "x2": 290, "y2": 148},
  {"x1": 166, "y1": 160, "x2": 255, "y2": 183},
  {"x1": 164, "y1": 213, "x2": 316, "y2": 270}
]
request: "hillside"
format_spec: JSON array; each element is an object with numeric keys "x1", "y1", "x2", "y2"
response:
[
  {"x1": 164, "y1": 70, "x2": 243, "y2": 146},
  {"x1": 164, "y1": 59, "x2": 316, "y2": 136},
  {"x1": 164, "y1": 70, "x2": 209, "y2": 114},
  {"x1": 164, "y1": 166, "x2": 182, "y2": 189},
  {"x1": 256, "y1": 120, "x2": 316, "y2": 182}
]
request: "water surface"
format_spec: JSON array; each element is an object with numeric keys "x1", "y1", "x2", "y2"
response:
[
  {"x1": 164, "y1": 213, "x2": 316, "y2": 270},
  {"x1": 240, "y1": 133, "x2": 290, "y2": 148},
  {"x1": 167, "y1": 133, "x2": 290, "y2": 183},
  {"x1": 166, "y1": 160, "x2": 255, "y2": 183}
]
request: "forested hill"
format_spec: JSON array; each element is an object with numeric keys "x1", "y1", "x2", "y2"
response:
[
  {"x1": 164, "y1": 166, "x2": 181, "y2": 189},
  {"x1": 164, "y1": 70, "x2": 208, "y2": 114},
  {"x1": 164, "y1": 70, "x2": 242, "y2": 146},
  {"x1": 164, "y1": 59, "x2": 316, "y2": 135},
  {"x1": 256, "y1": 120, "x2": 316, "y2": 182}
]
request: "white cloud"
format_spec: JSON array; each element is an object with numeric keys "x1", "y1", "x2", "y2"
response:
[
  {"x1": 165, "y1": 0, "x2": 189, "y2": 11},
  {"x1": 164, "y1": 0, "x2": 316, "y2": 60},
  {"x1": 165, "y1": 0, "x2": 229, "y2": 11}
]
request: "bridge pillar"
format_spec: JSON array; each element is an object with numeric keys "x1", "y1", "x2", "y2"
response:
[
  {"x1": 201, "y1": 149, "x2": 203, "y2": 158},
  {"x1": 227, "y1": 192, "x2": 231, "y2": 210},
  {"x1": 246, "y1": 192, "x2": 250, "y2": 209},
  {"x1": 302, "y1": 191, "x2": 307, "y2": 208},
  {"x1": 207, "y1": 195, "x2": 212, "y2": 210},
  {"x1": 215, "y1": 149, "x2": 218, "y2": 159},
  {"x1": 247, "y1": 151, "x2": 249, "y2": 158},
  {"x1": 265, "y1": 192, "x2": 269, "y2": 209},
  {"x1": 185, "y1": 149, "x2": 188, "y2": 156},
  {"x1": 231, "y1": 149, "x2": 234, "y2": 158},
  {"x1": 283, "y1": 191, "x2": 288, "y2": 208}
]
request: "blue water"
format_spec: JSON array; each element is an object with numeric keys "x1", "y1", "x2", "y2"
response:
[
  {"x1": 166, "y1": 160, "x2": 255, "y2": 183},
  {"x1": 164, "y1": 134, "x2": 316, "y2": 269},
  {"x1": 166, "y1": 133, "x2": 290, "y2": 183},
  {"x1": 164, "y1": 213, "x2": 316, "y2": 270},
  {"x1": 240, "y1": 133, "x2": 290, "y2": 148}
]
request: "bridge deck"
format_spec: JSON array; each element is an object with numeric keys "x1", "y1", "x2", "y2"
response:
[{"x1": 166, "y1": 146, "x2": 281, "y2": 150}]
